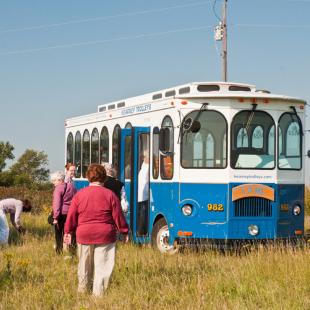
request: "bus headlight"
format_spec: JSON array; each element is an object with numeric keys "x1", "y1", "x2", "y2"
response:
[
  {"x1": 248, "y1": 224, "x2": 259, "y2": 236},
  {"x1": 293, "y1": 205, "x2": 301, "y2": 216},
  {"x1": 182, "y1": 204, "x2": 193, "y2": 216}
]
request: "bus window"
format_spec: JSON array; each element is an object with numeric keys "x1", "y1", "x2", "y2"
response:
[
  {"x1": 124, "y1": 135, "x2": 132, "y2": 179},
  {"x1": 279, "y1": 127, "x2": 283, "y2": 155},
  {"x1": 153, "y1": 127, "x2": 159, "y2": 179},
  {"x1": 278, "y1": 113, "x2": 302, "y2": 170},
  {"x1": 125, "y1": 122, "x2": 132, "y2": 129},
  {"x1": 160, "y1": 116, "x2": 174, "y2": 179},
  {"x1": 231, "y1": 110, "x2": 275, "y2": 169},
  {"x1": 252, "y1": 126, "x2": 264, "y2": 149},
  {"x1": 100, "y1": 126, "x2": 109, "y2": 164},
  {"x1": 66, "y1": 132, "x2": 74, "y2": 164},
  {"x1": 237, "y1": 128, "x2": 248, "y2": 148},
  {"x1": 181, "y1": 110, "x2": 227, "y2": 168},
  {"x1": 75, "y1": 131, "x2": 81, "y2": 178},
  {"x1": 268, "y1": 126, "x2": 275, "y2": 155},
  {"x1": 206, "y1": 133, "x2": 215, "y2": 167},
  {"x1": 124, "y1": 123, "x2": 132, "y2": 179},
  {"x1": 91, "y1": 128, "x2": 99, "y2": 164},
  {"x1": 112, "y1": 124, "x2": 121, "y2": 177},
  {"x1": 82, "y1": 129, "x2": 90, "y2": 178}
]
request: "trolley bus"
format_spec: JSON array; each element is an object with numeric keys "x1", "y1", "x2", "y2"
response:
[{"x1": 65, "y1": 81, "x2": 308, "y2": 253}]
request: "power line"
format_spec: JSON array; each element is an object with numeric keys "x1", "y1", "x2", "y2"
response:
[
  {"x1": 236, "y1": 23, "x2": 310, "y2": 28},
  {"x1": 212, "y1": 0, "x2": 222, "y2": 22},
  {"x1": 1, "y1": 22, "x2": 309, "y2": 56},
  {"x1": 0, "y1": 25, "x2": 212, "y2": 56},
  {"x1": 0, "y1": 1, "x2": 210, "y2": 35}
]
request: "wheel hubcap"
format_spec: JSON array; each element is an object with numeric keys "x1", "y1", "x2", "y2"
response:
[{"x1": 157, "y1": 225, "x2": 174, "y2": 253}]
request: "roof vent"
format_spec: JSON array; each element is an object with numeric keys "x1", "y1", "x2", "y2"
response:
[
  {"x1": 152, "y1": 93, "x2": 162, "y2": 100},
  {"x1": 117, "y1": 102, "x2": 125, "y2": 108},
  {"x1": 229, "y1": 86, "x2": 251, "y2": 92},
  {"x1": 165, "y1": 90, "x2": 176, "y2": 97},
  {"x1": 197, "y1": 85, "x2": 220, "y2": 92},
  {"x1": 256, "y1": 89, "x2": 270, "y2": 94}
]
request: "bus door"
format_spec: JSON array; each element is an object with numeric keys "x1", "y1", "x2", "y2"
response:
[
  {"x1": 120, "y1": 128, "x2": 132, "y2": 223},
  {"x1": 120, "y1": 127, "x2": 150, "y2": 243}
]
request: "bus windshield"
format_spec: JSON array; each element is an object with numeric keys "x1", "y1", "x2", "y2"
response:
[
  {"x1": 181, "y1": 110, "x2": 227, "y2": 168},
  {"x1": 231, "y1": 110, "x2": 275, "y2": 169}
]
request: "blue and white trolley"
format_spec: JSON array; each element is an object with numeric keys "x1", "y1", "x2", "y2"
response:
[{"x1": 65, "y1": 82, "x2": 307, "y2": 253}]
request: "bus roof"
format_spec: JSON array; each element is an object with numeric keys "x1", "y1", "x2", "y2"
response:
[
  {"x1": 65, "y1": 81, "x2": 306, "y2": 126},
  {"x1": 96, "y1": 81, "x2": 306, "y2": 112}
]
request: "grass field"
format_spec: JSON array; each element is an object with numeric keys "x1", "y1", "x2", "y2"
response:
[
  {"x1": 1, "y1": 213, "x2": 310, "y2": 310},
  {"x1": 0, "y1": 187, "x2": 310, "y2": 309}
]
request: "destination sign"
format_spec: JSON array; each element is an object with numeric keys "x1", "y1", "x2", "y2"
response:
[
  {"x1": 121, "y1": 103, "x2": 151, "y2": 116},
  {"x1": 232, "y1": 184, "x2": 275, "y2": 201}
]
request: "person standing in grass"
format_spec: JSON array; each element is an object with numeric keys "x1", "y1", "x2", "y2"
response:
[
  {"x1": 0, "y1": 198, "x2": 32, "y2": 244},
  {"x1": 50, "y1": 170, "x2": 76, "y2": 254},
  {"x1": 64, "y1": 163, "x2": 76, "y2": 184},
  {"x1": 64, "y1": 164, "x2": 129, "y2": 297},
  {"x1": 103, "y1": 163, "x2": 129, "y2": 213}
]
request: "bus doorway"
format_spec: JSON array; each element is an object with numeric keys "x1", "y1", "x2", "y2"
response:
[{"x1": 120, "y1": 127, "x2": 150, "y2": 243}]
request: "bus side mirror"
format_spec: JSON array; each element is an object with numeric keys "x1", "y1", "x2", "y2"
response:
[
  {"x1": 159, "y1": 128, "x2": 170, "y2": 152},
  {"x1": 182, "y1": 117, "x2": 201, "y2": 133},
  {"x1": 307, "y1": 150, "x2": 310, "y2": 158},
  {"x1": 190, "y1": 120, "x2": 201, "y2": 133}
]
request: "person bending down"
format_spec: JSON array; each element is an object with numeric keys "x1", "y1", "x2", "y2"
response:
[{"x1": 0, "y1": 198, "x2": 32, "y2": 244}]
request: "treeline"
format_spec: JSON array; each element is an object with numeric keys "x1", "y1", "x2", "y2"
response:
[{"x1": 0, "y1": 141, "x2": 51, "y2": 190}]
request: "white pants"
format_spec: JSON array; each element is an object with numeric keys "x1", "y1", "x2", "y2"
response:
[
  {"x1": 77, "y1": 242, "x2": 116, "y2": 297},
  {"x1": 0, "y1": 209, "x2": 9, "y2": 245}
]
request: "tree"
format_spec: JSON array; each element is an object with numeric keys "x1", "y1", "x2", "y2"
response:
[
  {"x1": 0, "y1": 141, "x2": 14, "y2": 172},
  {"x1": 9, "y1": 149, "x2": 50, "y2": 187}
]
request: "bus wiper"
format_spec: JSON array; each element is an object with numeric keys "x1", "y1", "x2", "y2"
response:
[
  {"x1": 241, "y1": 103, "x2": 257, "y2": 147},
  {"x1": 182, "y1": 103, "x2": 208, "y2": 133},
  {"x1": 290, "y1": 106, "x2": 303, "y2": 136},
  {"x1": 181, "y1": 102, "x2": 208, "y2": 142}
]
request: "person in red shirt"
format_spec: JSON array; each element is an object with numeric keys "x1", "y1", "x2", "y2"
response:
[{"x1": 64, "y1": 164, "x2": 129, "y2": 297}]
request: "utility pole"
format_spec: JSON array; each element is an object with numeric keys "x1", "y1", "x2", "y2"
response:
[
  {"x1": 222, "y1": 0, "x2": 228, "y2": 82},
  {"x1": 214, "y1": 0, "x2": 228, "y2": 82}
]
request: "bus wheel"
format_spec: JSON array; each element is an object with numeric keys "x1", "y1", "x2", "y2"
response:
[{"x1": 151, "y1": 218, "x2": 178, "y2": 254}]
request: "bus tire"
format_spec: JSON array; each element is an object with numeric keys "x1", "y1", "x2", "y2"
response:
[{"x1": 151, "y1": 218, "x2": 178, "y2": 254}]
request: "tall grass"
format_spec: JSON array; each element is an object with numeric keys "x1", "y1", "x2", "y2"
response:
[
  {"x1": 0, "y1": 214, "x2": 310, "y2": 309},
  {"x1": 0, "y1": 186, "x2": 310, "y2": 309}
]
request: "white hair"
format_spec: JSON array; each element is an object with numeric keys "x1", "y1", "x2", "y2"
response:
[
  {"x1": 50, "y1": 171, "x2": 65, "y2": 183},
  {"x1": 102, "y1": 163, "x2": 116, "y2": 177}
]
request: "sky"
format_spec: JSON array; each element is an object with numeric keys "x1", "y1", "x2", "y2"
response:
[{"x1": 0, "y1": 0, "x2": 309, "y2": 183}]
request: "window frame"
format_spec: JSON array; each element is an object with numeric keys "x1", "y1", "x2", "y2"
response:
[
  {"x1": 74, "y1": 131, "x2": 82, "y2": 178},
  {"x1": 152, "y1": 127, "x2": 160, "y2": 179},
  {"x1": 82, "y1": 129, "x2": 90, "y2": 178},
  {"x1": 66, "y1": 132, "x2": 74, "y2": 164},
  {"x1": 230, "y1": 110, "x2": 276, "y2": 170},
  {"x1": 100, "y1": 126, "x2": 109, "y2": 164},
  {"x1": 180, "y1": 109, "x2": 228, "y2": 169},
  {"x1": 160, "y1": 116, "x2": 174, "y2": 179},
  {"x1": 112, "y1": 124, "x2": 121, "y2": 177},
  {"x1": 278, "y1": 112, "x2": 302, "y2": 171},
  {"x1": 91, "y1": 128, "x2": 99, "y2": 164}
]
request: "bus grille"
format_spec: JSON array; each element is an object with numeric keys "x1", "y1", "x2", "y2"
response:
[{"x1": 234, "y1": 198, "x2": 272, "y2": 217}]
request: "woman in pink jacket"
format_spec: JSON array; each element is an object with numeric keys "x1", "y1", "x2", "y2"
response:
[
  {"x1": 64, "y1": 164, "x2": 129, "y2": 297},
  {"x1": 50, "y1": 170, "x2": 76, "y2": 254}
]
